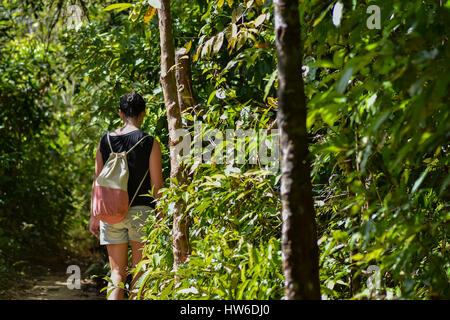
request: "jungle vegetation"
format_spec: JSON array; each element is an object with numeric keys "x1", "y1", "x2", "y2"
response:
[{"x1": 0, "y1": 0, "x2": 449, "y2": 300}]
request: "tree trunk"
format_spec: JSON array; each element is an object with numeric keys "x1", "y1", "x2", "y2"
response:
[
  {"x1": 175, "y1": 47, "x2": 195, "y2": 127},
  {"x1": 273, "y1": 0, "x2": 321, "y2": 300},
  {"x1": 157, "y1": 0, "x2": 190, "y2": 267}
]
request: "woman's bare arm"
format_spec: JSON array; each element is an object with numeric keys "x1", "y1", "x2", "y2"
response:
[
  {"x1": 149, "y1": 138, "x2": 164, "y2": 218},
  {"x1": 90, "y1": 141, "x2": 104, "y2": 215},
  {"x1": 90, "y1": 141, "x2": 103, "y2": 238}
]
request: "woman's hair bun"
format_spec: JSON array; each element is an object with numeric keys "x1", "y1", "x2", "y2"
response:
[{"x1": 119, "y1": 91, "x2": 146, "y2": 118}]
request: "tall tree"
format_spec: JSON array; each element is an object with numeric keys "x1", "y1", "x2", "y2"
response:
[
  {"x1": 175, "y1": 47, "x2": 195, "y2": 127},
  {"x1": 157, "y1": 0, "x2": 190, "y2": 267},
  {"x1": 273, "y1": 0, "x2": 321, "y2": 299}
]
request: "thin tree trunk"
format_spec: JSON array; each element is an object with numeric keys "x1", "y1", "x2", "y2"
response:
[
  {"x1": 274, "y1": 0, "x2": 321, "y2": 300},
  {"x1": 173, "y1": 46, "x2": 195, "y2": 251},
  {"x1": 157, "y1": 0, "x2": 190, "y2": 267},
  {"x1": 175, "y1": 47, "x2": 195, "y2": 127}
]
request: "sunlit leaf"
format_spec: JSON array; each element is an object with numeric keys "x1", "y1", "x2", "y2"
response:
[
  {"x1": 254, "y1": 14, "x2": 266, "y2": 27},
  {"x1": 103, "y1": 3, "x2": 133, "y2": 12},
  {"x1": 146, "y1": 0, "x2": 162, "y2": 10},
  {"x1": 213, "y1": 32, "x2": 224, "y2": 54},
  {"x1": 336, "y1": 66, "x2": 353, "y2": 94}
]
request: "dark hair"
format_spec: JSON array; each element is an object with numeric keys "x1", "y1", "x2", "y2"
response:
[{"x1": 119, "y1": 91, "x2": 146, "y2": 118}]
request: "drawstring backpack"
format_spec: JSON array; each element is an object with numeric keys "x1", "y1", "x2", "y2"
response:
[{"x1": 92, "y1": 133, "x2": 150, "y2": 224}]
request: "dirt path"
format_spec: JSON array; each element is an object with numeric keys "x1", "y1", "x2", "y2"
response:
[
  {"x1": 20, "y1": 272, "x2": 104, "y2": 300},
  {"x1": 3, "y1": 268, "x2": 106, "y2": 300}
]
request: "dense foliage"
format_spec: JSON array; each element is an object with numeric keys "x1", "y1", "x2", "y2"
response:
[
  {"x1": 0, "y1": 0, "x2": 80, "y2": 282},
  {"x1": 0, "y1": 0, "x2": 448, "y2": 299}
]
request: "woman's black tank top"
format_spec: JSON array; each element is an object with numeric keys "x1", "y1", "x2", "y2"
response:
[{"x1": 99, "y1": 129, "x2": 155, "y2": 208}]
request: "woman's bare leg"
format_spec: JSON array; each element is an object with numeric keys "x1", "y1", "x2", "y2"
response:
[
  {"x1": 106, "y1": 243, "x2": 129, "y2": 300},
  {"x1": 129, "y1": 240, "x2": 145, "y2": 299}
]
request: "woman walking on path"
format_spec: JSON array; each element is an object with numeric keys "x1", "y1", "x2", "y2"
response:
[{"x1": 89, "y1": 91, "x2": 164, "y2": 300}]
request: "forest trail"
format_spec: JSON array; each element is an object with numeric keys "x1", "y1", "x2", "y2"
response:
[
  {"x1": 2, "y1": 0, "x2": 448, "y2": 301},
  {"x1": 1, "y1": 259, "x2": 106, "y2": 301},
  {"x1": 11, "y1": 271, "x2": 104, "y2": 300}
]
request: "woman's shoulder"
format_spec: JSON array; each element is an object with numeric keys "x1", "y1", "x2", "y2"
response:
[
  {"x1": 141, "y1": 132, "x2": 154, "y2": 147},
  {"x1": 109, "y1": 129, "x2": 140, "y2": 137},
  {"x1": 132, "y1": 130, "x2": 154, "y2": 140},
  {"x1": 99, "y1": 132, "x2": 107, "y2": 144},
  {"x1": 123, "y1": 130, "x2": 154, "y2": 147},
  {"x1": 109, "y1": 129, "x2": 153, "y2": 136},
  {"x1": 100, "y1": 130, "x2": 154, "y2": 145}
]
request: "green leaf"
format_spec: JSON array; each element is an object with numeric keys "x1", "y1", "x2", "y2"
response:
[
  {"x1": 264, "y1": 69, "x2": 277, "y2": 101},
  {"x1": 213, "y1": 32, "x2": 224, "y2": 54},
  {"x1": 103, "y1": 3, "x2": 133, "y2": 12},
  {"x1": 135, "y1": 58, "x2": 144, "y2": 66},
  {"x1": 129, "y1": 4, "x2": 142, "y2": 21},
  {"x1": 177, "y1": 287, "x2": 199, "y2": 295},
  {"x1": 336, "y1": 66, "x2": 353, "y2": 94},
  {"x1": 310, "y1": 60, "x2": 338, "y2": 69},
  {"x1": 207, "y1": 90, "x2": 217, "y2": 105},
  {"x1": 351, "y1": 253, "x2": 365, "y2": 261},
  {"x1": 159, "y1": 281, "x2": 174, "y2": 299},
  {"x1": 236, "y1": 31, "x2": 247, "y2": 51},
  {"x1": 236, "y1": 279, "x2": 250, "y2": 299},
  {"x1": 254, "y1": 14, "x2": 266, "y2": 27},
  {"x1": 313, "y1": 4, "x2": 332, "y2": 26},
  {"x1": 439, "y1": 174, "x2": 450, "y2": 195},
  {"x1": 411, "y1": 167, "x2": 429, "y2": 194},
  {"x1": 201, "y1": 37, "x2": 214, "y2": 57}
]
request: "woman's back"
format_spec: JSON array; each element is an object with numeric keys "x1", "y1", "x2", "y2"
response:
[{"x1": 99, "y1": 129, "x2": 155, "y2": 208}]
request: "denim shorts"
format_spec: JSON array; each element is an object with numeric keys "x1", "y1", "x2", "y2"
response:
[{"x1": 100, "y1": 205, "x2": 153, "y2": 245}]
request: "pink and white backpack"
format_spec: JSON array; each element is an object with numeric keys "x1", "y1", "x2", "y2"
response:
[{"x1": 92, "y1": 133, "x2": 150, "y2": 224}]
